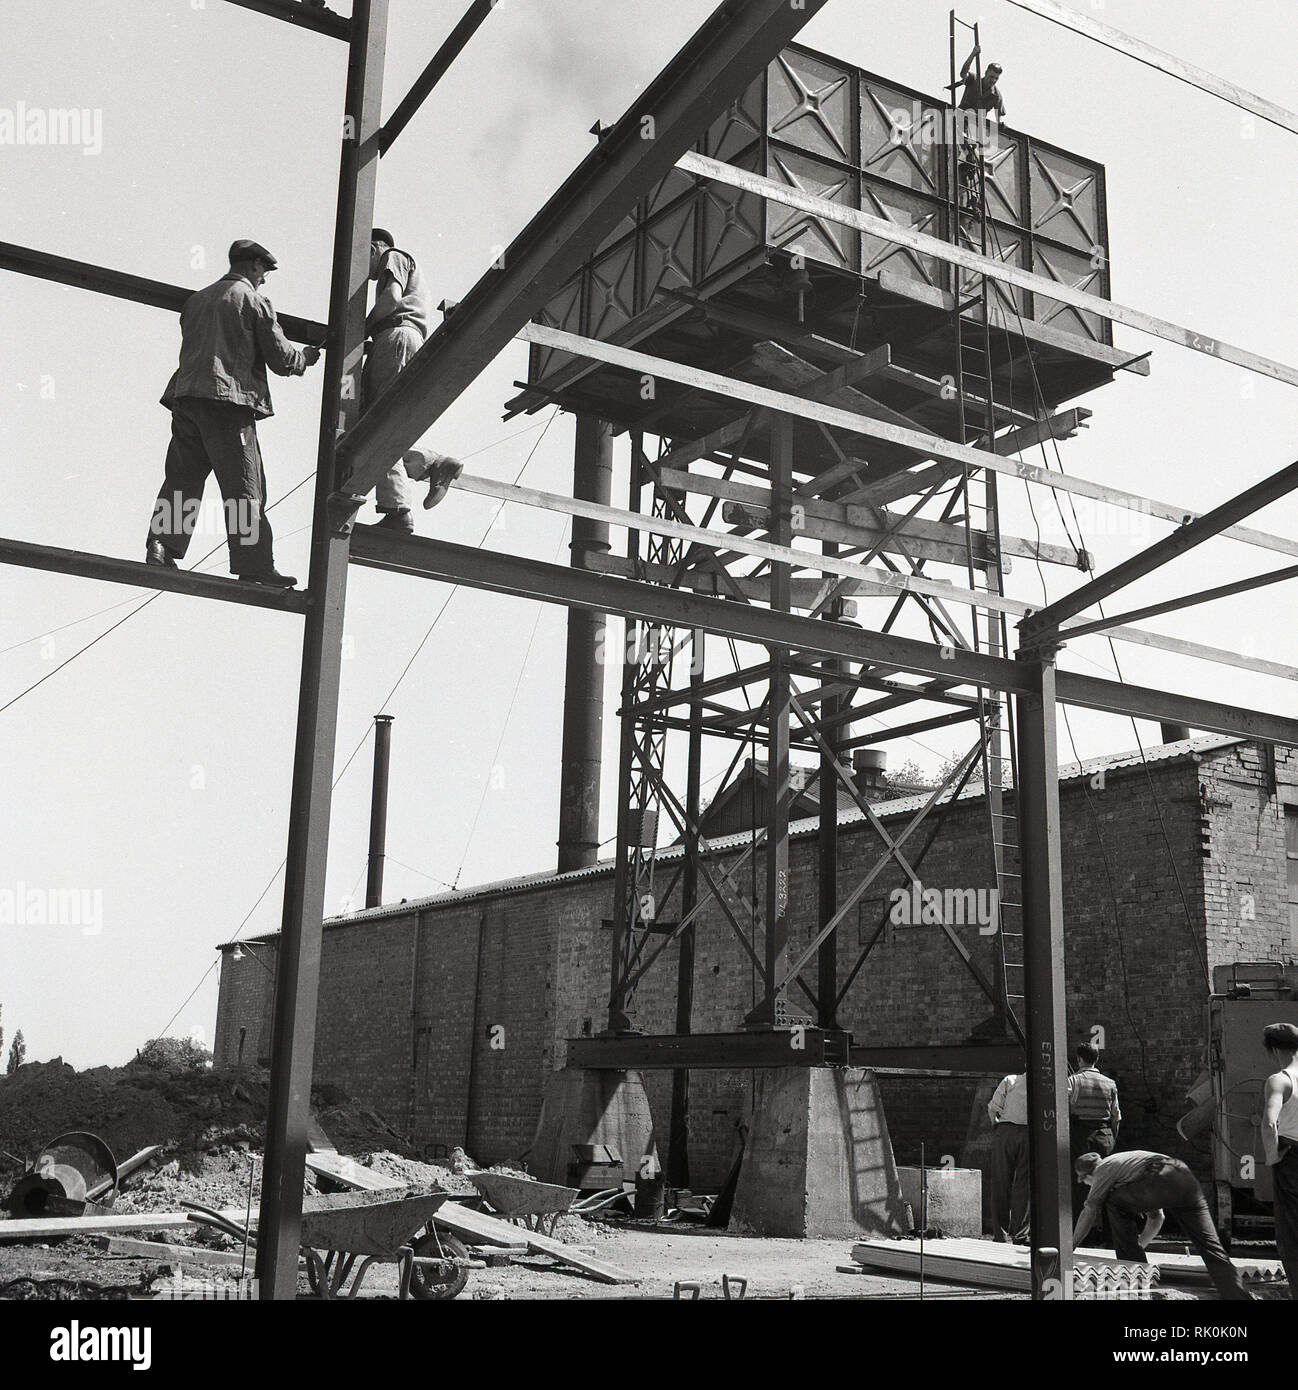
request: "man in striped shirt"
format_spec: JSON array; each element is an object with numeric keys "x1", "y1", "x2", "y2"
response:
[{"x1": 1068, "y1": 1042, "x2": 1120, "y2": 1222}]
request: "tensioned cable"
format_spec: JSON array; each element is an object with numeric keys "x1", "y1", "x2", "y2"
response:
[
  {"x1": 1002, "y1": 0, "x2": 1298, "y2": 137},
  {"x1": 152, "y1": 408, "x2": 560, "y2": 1035}
]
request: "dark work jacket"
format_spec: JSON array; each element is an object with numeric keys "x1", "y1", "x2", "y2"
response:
[{"x1": 161, "y1": 272, "x2": 306, "y2": 419}]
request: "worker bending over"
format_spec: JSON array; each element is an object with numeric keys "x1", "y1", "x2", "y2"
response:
[
  {"x1": 362, "y1": 228, "x2": 462, "y2": 531},
  {"x1": 1074, "y1": 1151, "x2": 1252, "y2": 1301},
  {"x1": 1261, "y1": 1020, "x2": 1298, "y2": 1295},
  {"x1": 147, "y1": 239, "x2": 320, "y2": 587}
]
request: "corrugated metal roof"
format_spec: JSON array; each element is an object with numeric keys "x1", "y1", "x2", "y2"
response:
[{"x1": 223, "y1": 735, "x2": 1242, "y2": 943}]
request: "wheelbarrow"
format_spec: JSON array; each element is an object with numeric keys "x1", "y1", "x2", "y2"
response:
[
  {"x1": 468, "y1": 1171, "x2": 579, "y2": 1238},
  {"x1": 184, "y1": 1187, "x2": 471, "y2": 1301}
]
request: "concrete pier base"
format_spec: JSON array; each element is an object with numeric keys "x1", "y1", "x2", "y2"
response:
[
  {"x1": 730, "y1": 1067, "x2": 909, "y2": 1238},
  {"x1": 528, "y1": 1067, "x2": 657, "y2": 1187}
]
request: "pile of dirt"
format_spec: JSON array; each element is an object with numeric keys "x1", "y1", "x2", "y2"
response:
[
  {"x1": 0, "y1": 1059, "x2": 419, "y2": 1206},
  {"x1": 358, "y1": 1151, "x2": 476, "y2": 1196}
]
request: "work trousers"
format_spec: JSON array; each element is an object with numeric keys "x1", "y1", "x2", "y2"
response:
[
  {"x1": 1105, "y1": 1158, "x2": 1251, "y2": 1301},
  {"x1": 1071, "y1": 1121, "x2": 1115, "y2": 1221},
  {"x1": 987, "y1": 1122, "x2": 1030, "y2": 1241},
  {"x1": 362, "y1": 324, "x2": 425, "y2": 512},
  {"x1": 151, "y1": 397, "x2": 274, "y2": 575},
  {"x1": 1272, "y1": 1144, "x2": 1298, "y2": 1296}
]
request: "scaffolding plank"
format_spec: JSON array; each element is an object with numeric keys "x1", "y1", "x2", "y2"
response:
[
  {"x1": 679, "y1": 152, "x2": 1298, "y2": 390},
  {"x1": 660, "y1": 466, "x2": 1082, "y2": 569},
  {"x1": 450, "y1": 472, "x2": 1298, "y2": 681},
  {"x1": 525, "y1": 323, "x2": 1298, "y2": 563},
  {"x1": 0, "y1": 537, "x2": 309, "y2": 614}
]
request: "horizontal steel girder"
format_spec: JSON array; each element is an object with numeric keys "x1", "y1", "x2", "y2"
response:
[
  {"x1": 0, "y1": 536, "x2": 310, "y2": 614},
  {"x1": 567, "y1": 1030, "x2": 851, "y2": 1069},
  {"x1": 0, "y1": 242, "x2": 326, "y2": 345},
  {"x1": 347, "y1": 527, "x2": 1298, "y2": 744},
  {"x1": 333, "y1": 0, "x2": 829, "y2": 492}
]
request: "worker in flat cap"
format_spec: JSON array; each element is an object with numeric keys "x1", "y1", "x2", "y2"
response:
[
  {"x1": 360, "y1": 228, "x2": 462, "y2": 531},
  {"x1": 146, "y1": 239, "x2": 321, "y2": 587},
  {"x1": 1261, "y1": 1020, "x2": 1298, "y2": 1294},
  {"x1": 1074, "y1": 1150, "x2": 1252, "y2": 1300}
]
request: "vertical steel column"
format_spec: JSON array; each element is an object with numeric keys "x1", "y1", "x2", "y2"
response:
[
  {"x1": 1015, "y1": 655, "x2": 1074, "y2": 1299},
  {"x1": 365, "y1": 714, "x2": 394, "y2": 909},
  {"x1": 762, "y1": 414, "x2": 794, "y2": 1022},
  {"x1": 668, "y1": 630, "x2": 703, "y2": 1184},
  {"x1": 606, "y1": 440, "x2": 644, "y2": 1032},
  {"x1": 817, "y1": 544, "x2": 842, "y2": 1028},
  {"x1": 257, "y1": 0, "x2": 388, "y2": 1300},
  {"x1": 557, "y1": 415, "x2": 613, "y2": 873}
]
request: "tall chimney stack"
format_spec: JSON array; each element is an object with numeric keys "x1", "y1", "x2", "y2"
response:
[{"x1": 557, "y1": 416, "x2": 613, "y2": 872}]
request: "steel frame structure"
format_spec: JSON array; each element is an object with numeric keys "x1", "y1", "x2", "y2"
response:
[{"x1": 7, "y1": 0, "x2": 1298, "y2": 1302}]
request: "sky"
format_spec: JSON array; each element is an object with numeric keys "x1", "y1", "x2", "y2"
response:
[{"x1": 1, "y1": 0, "x2": 1296, "y2": 1067}]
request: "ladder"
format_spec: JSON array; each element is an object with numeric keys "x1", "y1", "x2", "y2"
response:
[{"x1": 949, "y1": 13, "x2": 1024, "y2": 1038}]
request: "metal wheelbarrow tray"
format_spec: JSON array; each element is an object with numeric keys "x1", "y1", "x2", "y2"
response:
[
  {"x1": 468, "y1": 1171, "x2": 579, "y2": 1236},
  {"x1": 298, "y1": 1187, "x2": 451, "y2": 1300}
]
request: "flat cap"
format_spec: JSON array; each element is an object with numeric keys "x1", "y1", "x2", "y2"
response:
[{"x1": 228, "y1": 239, "x2": 278, "y2": 269}]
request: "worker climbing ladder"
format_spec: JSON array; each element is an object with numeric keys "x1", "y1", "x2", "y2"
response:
[{"x1": 949, "y1": 13, "x2": 1025, "y2": 1041}]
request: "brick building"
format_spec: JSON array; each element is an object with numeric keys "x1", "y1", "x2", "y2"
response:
[{"x1": 214, "y1": 736, "x2": 1298, "y2": 1187}]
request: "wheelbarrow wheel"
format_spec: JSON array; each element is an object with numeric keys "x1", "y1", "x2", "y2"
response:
[{"x1": 409, "y1": 1231, "x2": 469, "y2": 1301}]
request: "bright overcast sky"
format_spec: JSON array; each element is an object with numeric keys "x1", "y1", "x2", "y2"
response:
[{"x1": 2, "y1": 0, "x2": 1296, "y2": 1066}]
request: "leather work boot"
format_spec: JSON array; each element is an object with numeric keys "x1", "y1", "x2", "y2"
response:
[
  {"x1": 146, "y1": 539, "x2": 179, "y2": 569},
  {"x1": 239, "y1": 569, "x2": 298, "y2": 589},
  {"x1": 422, "y1": 457, "x2": 464, "y2": 510},
  {"x1": 376, "y1": 508, "x2": 415, "y2": 534}
]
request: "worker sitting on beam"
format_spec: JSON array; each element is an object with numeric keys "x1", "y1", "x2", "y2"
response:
[
  {"x1": 146, "y1": 239, "x2": 321, "y2": 588},
  {"x1": 361, "y1": 228, "x2": 462, "y2": 530}
]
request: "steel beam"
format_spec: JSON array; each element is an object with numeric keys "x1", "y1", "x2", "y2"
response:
[
  {"x1": 0, "y1": 537, "x2": 308, "y2": 614},
  {"x1": 1021, "y1": 458, "x2": 1298, "y2": 643},
  {"x1": 348, "y1": 529, "x2": 1298, "y2": 744},
  {"x1": 567, "y1": 1029, "x2": 851, "y2": 1070},
  {"x1": 334, "y1": 0, "x2": 828, "y2": 493},
  {"x1": 379, "y1": 0, "x2": 496, "y2": 153},
  {"x1": 256, "y1": 0, "x2": 387, "y2": 1301},
  {"x1": 852, "y1": 1044, "x2": 1024, "y2": 1072},
  {"x1": 220, "y1": 0, "x2": 350, "y2": 40},
  {"x1": 0, "y1": 241, "x2": 325, "y2": 344},
  {"x1": 1015, "y1": 658, "x2": 1073, "y2": 1300}
]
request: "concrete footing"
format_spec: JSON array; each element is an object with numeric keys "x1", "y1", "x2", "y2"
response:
[
  {"x1": 528, "y1": 1067, "x2": 657, "y2": 1187},
  {"x1": 730, "y1": 1067, "x2": 909, "y2": 1238}
]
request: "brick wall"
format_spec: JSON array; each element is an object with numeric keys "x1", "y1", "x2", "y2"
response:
[{"x1": 214, "y1": 742, "x2": 1294, "y2": 1188}]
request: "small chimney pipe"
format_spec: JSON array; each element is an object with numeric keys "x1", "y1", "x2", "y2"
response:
[{"x1": 366, "y1": 714, "x2": 394, "y2": 909}]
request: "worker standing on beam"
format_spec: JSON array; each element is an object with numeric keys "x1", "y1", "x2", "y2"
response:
[
  {"x1": 1073, "y1": 1151, "x2": 1253, "y2": 1300},
  {"x1": 146, "y1": 239, "x2": 320, "y2": 587},
  {"x1": 1260, "y1": 1021, "x2": 1298, "y2": 1295},
  {"x1": 362, "y1": 228, "x2": 462, "y2": 530}
]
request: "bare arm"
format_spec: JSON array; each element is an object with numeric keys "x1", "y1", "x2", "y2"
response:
[
  {"x1": 1073, "y1": 1199, "x2": 1099, "y2": 1247},
  {"x1": 1262, "y1": 1072, "x2": 1291, "y2": 1166},
  {"x1": 1138, "y1": 1210, "x2": 1164, "y2": 1249}
]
